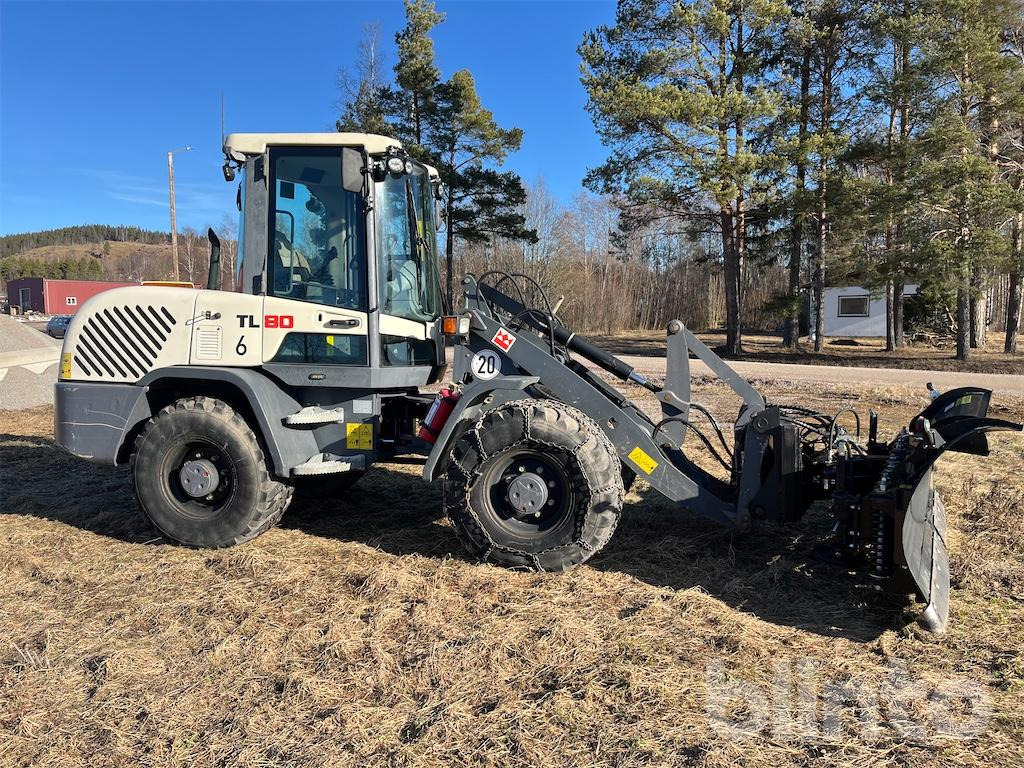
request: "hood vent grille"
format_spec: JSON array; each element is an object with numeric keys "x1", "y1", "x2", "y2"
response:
[{"x1": 76, "y1": 304, "x2": 176, "y2": 379}]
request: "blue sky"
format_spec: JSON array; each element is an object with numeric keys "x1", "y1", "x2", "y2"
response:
[{"x1": 0, "y1": 0, "x2": 615, "y2": 237}]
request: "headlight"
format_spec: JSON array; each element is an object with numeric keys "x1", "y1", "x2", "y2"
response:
[{"x1": 386, "y1": 156, "x2": 405, "y2": 174}]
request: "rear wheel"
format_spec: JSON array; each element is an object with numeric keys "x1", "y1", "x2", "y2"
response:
[
  {"x1": 443, "y1": 400, "x2": 624, "y2": 571},
  {"x1": 130, "y1": 396, "x2": 292, "y2": 547}
]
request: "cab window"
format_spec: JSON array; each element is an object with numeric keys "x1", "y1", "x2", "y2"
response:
[
  {"x1": 269, "y1": 147, "x2": 367, "y2": 311},
  {"x1": 375, "y1": 166, "x2": 441, "y2": 322}
]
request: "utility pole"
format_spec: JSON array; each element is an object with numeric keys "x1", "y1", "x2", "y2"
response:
[{"x1": 167, "y1": 146, "x2": 192, "y2": 281}]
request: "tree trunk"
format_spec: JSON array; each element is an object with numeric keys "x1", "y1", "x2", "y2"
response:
[
  {"x1": 970, "y1": 272, "x2": 987, "y2": 348},
  {"x1": 812, "y1": 251, "x2": 824, "y2": 352},
  {"x1": 812, "y1": 30, "x2": 834, "y2": 354},
  {"x1": 732, "y1": 9, "x2": 745, "y2": 354},
  {"x1": 721, "y1": 206, "x2": 741, "y2": 354},
  {"x1": 956, "y1": 270, "x2": 971, "y2": 361},
  {"x1": 784, "y1": 46, "x2": 812, "y2": 348},
  {"x1": 885, "y1": 279, "x2": 896, "y2": 351},
  {"x1": 895, "y1": 14, "x2": 910, "y2": 349},
  {"x1": 735, "y1": 194, "x2": 746, "y2": 351},
  {"x1": 1006, "y1": 212, "x2": 1023, "y2": 353},
  {"x1": 884, "y1": 51, "x2": 897, "y2": 354},
  {"x1": 894, "y1": 278, "x2": 905, "y2": 346},
  {"x1": 812, "y1": 176, "x2": 826, "y2": 353}
]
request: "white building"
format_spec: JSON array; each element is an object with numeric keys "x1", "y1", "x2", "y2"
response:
[{"x1": 812, "y1": 285, "x2": 918, "y2": 338}]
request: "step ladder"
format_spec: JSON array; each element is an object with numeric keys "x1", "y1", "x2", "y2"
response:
[
  {"x1": 291, "y1": 453, "x2": 366, "y2": 477},
  {"x1": 283, "y1": 406, "x2": 346, "y2": 426}
]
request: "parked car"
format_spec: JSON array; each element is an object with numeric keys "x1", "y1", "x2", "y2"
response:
[{"x1": 46, "y1": 315, "x2": 72, "y2": 338}]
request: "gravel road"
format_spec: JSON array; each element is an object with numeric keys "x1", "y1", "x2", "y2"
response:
[
  {"x1": 0, "y1": 316, "x2": 61, "y2": 410},
  {"x1": 616, "y1": 354, "x2": 1024, "y2": 397}
]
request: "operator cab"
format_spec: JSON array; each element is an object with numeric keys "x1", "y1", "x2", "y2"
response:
[{"x1": 223, "y1": 132, "x2": 446, "y2": 383}]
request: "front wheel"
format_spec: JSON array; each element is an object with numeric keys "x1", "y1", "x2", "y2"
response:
[
  {"x1": 443, "y1": 400, "x2": 624, "y2": 571},
  {"x1": 130, "y1": 396, "x2": 293, "y2": 547}
]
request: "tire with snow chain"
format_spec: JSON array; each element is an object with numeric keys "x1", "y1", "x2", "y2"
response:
[
  {"x1": 443, "y1": 399, "x2": 624, "y2": 571},
  {"x1": 131, "y1": 396, "x2": 293, "y2": 547}
]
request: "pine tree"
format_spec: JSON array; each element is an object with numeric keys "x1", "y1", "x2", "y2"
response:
[
  {"x1": 914, "y1": 0, "x2": 1024, "y2": 359},
  {"x1": 336, "y1": 0, "x2": 535, "y2": 309},
  {"x1": 581, "y1": 0, "x2": 791, "y2": 354},
  {"x1": 427, "y1": 71, "x2": 535, "y2": 306},
  {"x1": 847, "y1": 0, "x2": 930, "y2": 350}
]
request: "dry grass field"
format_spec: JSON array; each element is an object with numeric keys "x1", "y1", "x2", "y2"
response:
[{"x1": 2, "y1": 378, "x2": 1023, "y2": 767}]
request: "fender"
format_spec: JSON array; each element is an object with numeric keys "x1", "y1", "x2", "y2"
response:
[
  {"x1": 423, "y1": 375, "x2": 539, "y2": 482},
  {"x1": 133, "y1": 366, "x2": 319, "y2": 476}
]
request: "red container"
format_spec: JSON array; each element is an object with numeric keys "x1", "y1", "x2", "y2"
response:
[{"x1": 418, "y1": 388, "x2": 460, "y2": 444}]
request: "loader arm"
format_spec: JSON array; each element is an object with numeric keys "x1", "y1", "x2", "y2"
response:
[{"x1": 430, "y1": 275, "x2": 827, "y2": 529}]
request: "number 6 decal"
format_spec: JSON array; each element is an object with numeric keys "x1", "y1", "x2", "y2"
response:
[
  {"x1": 236, "y1": 336, "x2": 247, "y2": 355},
  {"x1": 471, "y1": 349, "x2": 501, "y2": 380}
]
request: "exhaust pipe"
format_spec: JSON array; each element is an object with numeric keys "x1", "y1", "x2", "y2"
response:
[{"x1": 206, "y1": 228, "x2": 221, "y2": 290}]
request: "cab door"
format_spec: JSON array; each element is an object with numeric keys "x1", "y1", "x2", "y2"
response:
[
  {"x1": 261, "y1": 145, "x2": 370, "y2": 368},
  {"x1": 261, "y1": 296, "x2": 368, "y2": 366}
]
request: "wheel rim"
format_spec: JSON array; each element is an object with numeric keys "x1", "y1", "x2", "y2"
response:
[
  {"x1": 481, "y1": 449, "x2": 574, "y2": 538},
  {"x1": 163, "y1": 439, "x2": 235, "y2": 518}
]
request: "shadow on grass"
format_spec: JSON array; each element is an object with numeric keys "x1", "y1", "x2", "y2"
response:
[{"x1": 1, "y1": 431, "x2": 907, "y2": 641}]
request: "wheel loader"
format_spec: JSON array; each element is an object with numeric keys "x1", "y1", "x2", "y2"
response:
[{"x1": 54, "y1": 133, "x2": 1021, "y2": 634}]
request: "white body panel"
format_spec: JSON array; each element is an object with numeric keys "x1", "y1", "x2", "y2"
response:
[
  {"x1": 61, "y1": 285, "x2": 435, "y2": 382},
  {"x1": 60, "y1": 286, "x2": 200, "y2": 383}
]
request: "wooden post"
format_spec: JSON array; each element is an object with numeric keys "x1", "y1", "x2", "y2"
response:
[{"x1": 168, "y1": 150, "x2": 179, "y2": 282}]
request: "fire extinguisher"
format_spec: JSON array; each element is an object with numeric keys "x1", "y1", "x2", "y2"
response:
[{"x1": 419, "y1": 387, "x2": 461, "y2": 444}]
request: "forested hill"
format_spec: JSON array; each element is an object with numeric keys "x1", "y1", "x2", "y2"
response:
[{"x1": 0, "y1": 225, "x2": 170, "y2": 259}]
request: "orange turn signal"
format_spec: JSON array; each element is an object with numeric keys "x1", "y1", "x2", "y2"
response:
[{"x1": 441, "y1": 315, "x2": 470, "y2": 336}]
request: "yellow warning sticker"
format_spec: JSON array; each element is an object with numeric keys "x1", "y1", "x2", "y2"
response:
[
  {"x1": 628, "y1": 446, "x2": 658, "y2": 475},
  {"x1": 60, "y1": 353, "x2": 72, "y2": 380},
  {"x1": 346, "y1": 422, "x2": 373, "y2": 450}
]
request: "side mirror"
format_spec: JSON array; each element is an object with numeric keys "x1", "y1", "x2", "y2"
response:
[
  {"x1": 433, "y1": 181, "x2": 446, "y2": 230},
  {"x1": 342, "y1": 147, "x2": 364, "y2": 194}
]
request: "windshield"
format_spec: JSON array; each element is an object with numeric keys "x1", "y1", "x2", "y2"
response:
[{"x1": 375, "y1": 162, "x2": 442, "y2": 322}]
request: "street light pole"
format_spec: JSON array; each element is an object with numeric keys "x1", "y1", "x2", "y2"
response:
[{"x1": 167, "y1": 146, "x2": 192, "y2": 281}]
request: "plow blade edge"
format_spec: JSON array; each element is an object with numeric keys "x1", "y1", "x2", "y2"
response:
[{"x1": 900, "y1": 468, "x2": 949, "y2": 634}]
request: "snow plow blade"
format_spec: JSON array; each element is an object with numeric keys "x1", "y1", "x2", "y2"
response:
[
  {"x1": 828, "y1": 387, "x2": 1020, "y2": 634},
  {"x1": 900, "y1": 469, "x2": 949, "y2": 633}
]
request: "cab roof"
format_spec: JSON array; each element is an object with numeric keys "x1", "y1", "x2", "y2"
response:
[
  {"x1": 223, "y1": 132, "x2": 439, "y2": 180},
  {"x1": 223, "y1": 132, "x2": 402, "y2": 159}
]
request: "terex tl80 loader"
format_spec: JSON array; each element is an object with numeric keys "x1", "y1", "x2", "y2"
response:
[{"x1": 54, "y1": 133, "x2": 1021, "y2": 634}]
